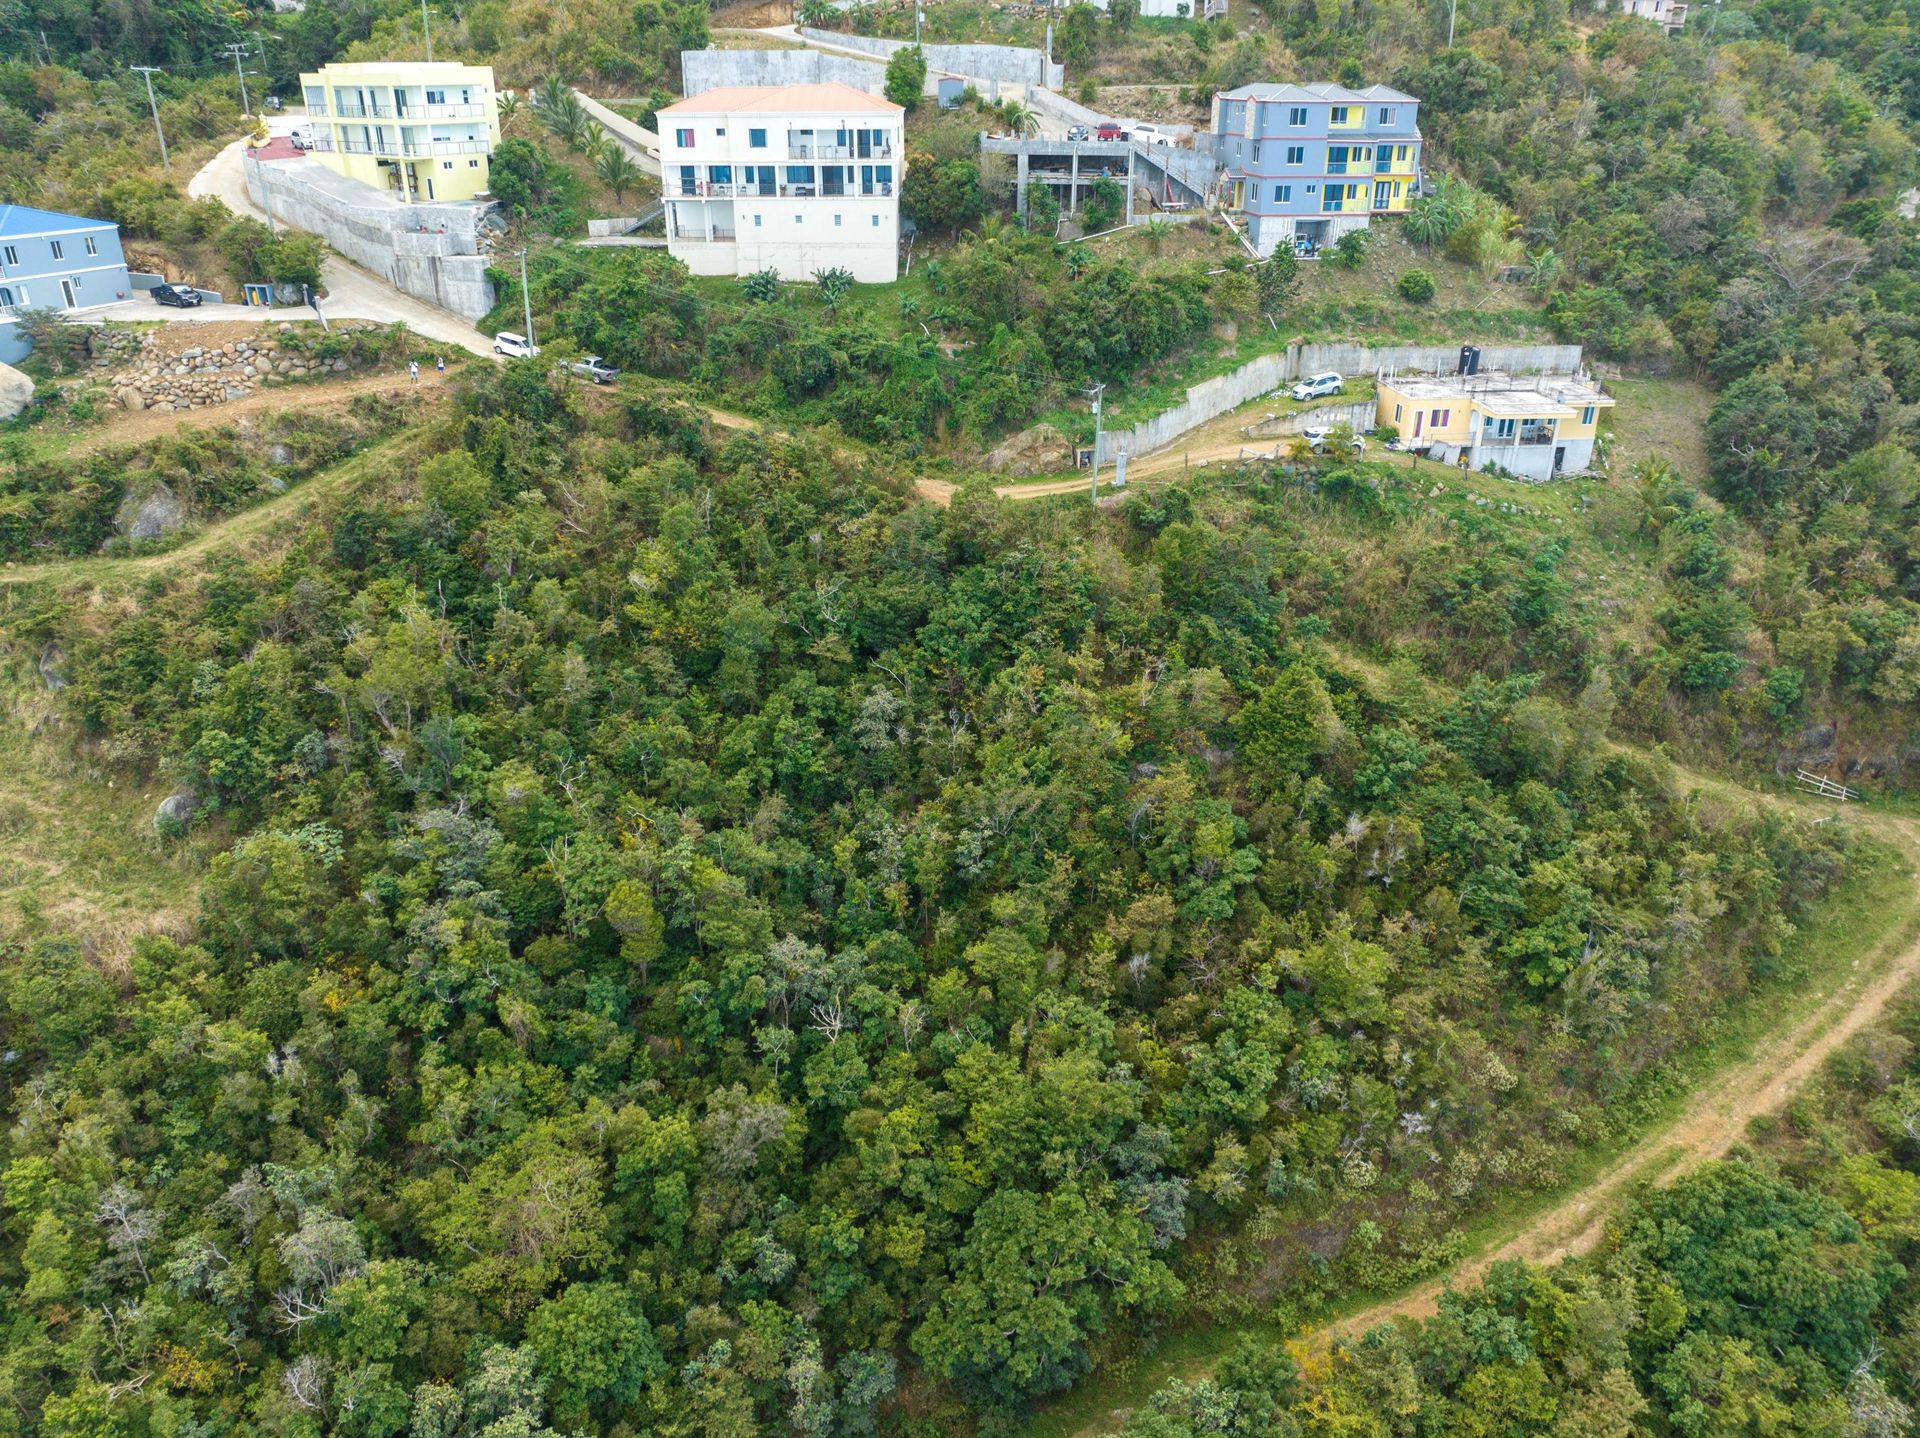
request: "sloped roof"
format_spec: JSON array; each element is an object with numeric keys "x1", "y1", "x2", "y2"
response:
[
  {"x1": 1216, "y1": 81, "x2": 1417, "y2": 104},
  {"x1": 659, "y1": 81, "x2": 902, "y2": 116},
  {"x1": 0, "y1": 203, "x2": 117, "y2": 237}
]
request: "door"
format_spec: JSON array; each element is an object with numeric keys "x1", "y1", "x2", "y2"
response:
[
  {"x1": 59, "y1": 278, "x2": 76, "y2": 309},
  {"x1": 1373, "y1": 181, "x2": 1391, "y2": 209},
  {"x1": 1413, "y1": 410, "x2": 1423, "y2": 439},
  {"x1": 426, "y1": 176, "x2": 435, "y2": 200},
  {"x1": 1553, "y1": 445, "x2": 1566, "y2": 472}
]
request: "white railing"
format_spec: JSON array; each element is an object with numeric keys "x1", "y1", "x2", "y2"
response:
[
  {"x1": 788, "y1": 142, "x2": 895, "y2": 160},
  {"x1": 666, "y1": 180, "x2": 893, "y2": 199},
  {"x1": 314, "y1": 137, "x2": 490, "y2": 158}
]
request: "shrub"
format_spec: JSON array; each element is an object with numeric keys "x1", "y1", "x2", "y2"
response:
[{"x1": 1398, "y1": 268, "x2": 1437, "y2": 303}]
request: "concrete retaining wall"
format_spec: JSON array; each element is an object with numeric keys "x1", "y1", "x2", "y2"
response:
[
  {"x1": 246, "y1": 161, "x2": 496, "y2": 321},
  {"x1": 797, "y1": 28, "x2": 1064, "y2": 88},
  {"x1": 1028, "y1": 87, "x2": 1114, "y2": 131},
  {"x1": 1240, "y1": 399, "x2": 1375, "y2": 440},
  {"x1": 683, "y1": 47, "x2": 894, "y2": 97},
  {"x1": 1097, "y1": 340, "x2": 1583, "y2": 462}
]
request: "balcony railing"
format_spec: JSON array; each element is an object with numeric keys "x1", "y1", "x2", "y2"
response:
[
  {"x1": 787, "y1": 142, "x2": 895, "y2": 160},
  {"x1": 670, "y1": 227, "x2": 736, "y2": 242},
  {"x1": 332, "y1": 102, "x2": 396, "y2": 119},
  {"x1": 666, "y1": 180, "x2": 893, "y2": 199},
  {"x1": 313, "y1": 136, "x2": 490, "y2": 158},
  {"x1": 398, "y1": 102, "x2": 487, "y2": 119},
  {"x1": 307, "y1": 100, "x2": 330, "y2": 116}
]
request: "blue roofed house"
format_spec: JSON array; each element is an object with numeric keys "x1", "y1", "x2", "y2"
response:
[
  {"x1": 0, "y1": 205, "x2": 133, "y2": 365},
  {"x1": 1209, "y1": 83, "x2": 1422, "y2": 257}
]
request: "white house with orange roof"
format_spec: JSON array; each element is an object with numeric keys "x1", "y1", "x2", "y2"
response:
[{"x1": 658, "y1": 81, "x2": 905, "y2": 283}]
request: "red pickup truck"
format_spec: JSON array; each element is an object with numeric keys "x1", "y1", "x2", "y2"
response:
[{"x1": 1095, "y1": 121, "x2": 1129, "y2": 141}]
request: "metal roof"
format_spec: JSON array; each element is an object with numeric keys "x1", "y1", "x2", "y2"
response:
[
  {"x1": 1216, "y1": 81, "x2": 1418, "y2": 105},
  {"x1": 0, "y1": 203, "x2": 118, "y2": 238},
  {"x1": 660, "y1": 82, "x2": 902, "y2": 117}
]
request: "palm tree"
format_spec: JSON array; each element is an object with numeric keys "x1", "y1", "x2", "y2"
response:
[
  {"x1": 969, "y1": 213, "x2": 1012, "y2": 247},
  {"x1": 532, "y1": 78, "x2": 572, "y2": 125},
  {"x1": 581, "y1": 120, "x2": 611, "y2": 160},
  {"x1": 1000, "y1": 100, "x2": 1040, "y2": 137},
  {"x1": 594, "y1": 146, "x2": 643, "y2": 205},
  {"x1": 1524, "y1": 246, "x2": 1564, "y2": 293},
  {"x1": 496, "y1": 92, "x2": 522, "y2": 127}
]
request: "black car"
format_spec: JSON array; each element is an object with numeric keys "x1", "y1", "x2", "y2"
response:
[{"x1": 152, "y1": 284, "x2": 203, "y2": 308}]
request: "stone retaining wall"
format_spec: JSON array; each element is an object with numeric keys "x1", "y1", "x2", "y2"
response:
[{"x1": 99, "y1": 326, "x2": 370, "y2": 414}]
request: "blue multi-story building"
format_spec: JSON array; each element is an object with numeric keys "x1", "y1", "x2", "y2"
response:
[
  {"x1": 0, "y1": 205, "x2": 132, "y2": 364},
  {"x1": 1209, "y1": 83, "x2": 1422, "y2": 257}
]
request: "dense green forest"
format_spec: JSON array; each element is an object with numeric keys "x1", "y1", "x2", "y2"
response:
[
  {"x1": 0, "y1": 360, "x2": 1888, "y2": 1438},
  {"x1": 1, "y1": 0, "x2": 1920, "y2": 1432}
]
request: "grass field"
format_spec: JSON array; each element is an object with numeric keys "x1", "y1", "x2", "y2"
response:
[{"x1": 0, "y1": 668, "x2": 207, "y2": 959}]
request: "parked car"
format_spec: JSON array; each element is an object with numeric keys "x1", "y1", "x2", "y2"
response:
[
  {"x1": 264, "y1": 95, "x2": 283, "y2": 111},
  {"x1": 493, "y1": 331, "x2": 540, "y2": 358},
  {"x1": 1132, "y1": 123, "x2": 1177, "y2": 147},
  {"x1": 1301, "y1": 425, "x2": 1367, "y2": 454},
  {"x1": 1289, "y1": 371, "x2": 1344, "y2": 401},
  {"x1": 1065, "y1": 124, "x2": 1091, "y2": 142},
  {"x1": 1095, "y1": 121, "x2": 1128, "y2": 141},
  {"x1": 151, "y1": 283, "x2": 203, "y2": 308},
  {"x1": 289, "y1": 127, "x2": 313, "y2": 151},
  {"x1": 570, "y1": 355, "x2": 620, "y2": 384}
]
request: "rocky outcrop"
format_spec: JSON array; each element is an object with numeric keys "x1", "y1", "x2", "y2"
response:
[
  {"x1": 986, "y1": 423, "x2": 1071, "y2": 477},
  {"x1": 0, "y1": 361, "x2": 31, "y2": 421},
  {"x1": 155, "y1": 791, "x2": 196, "y2": 830},
  {"x1": 117, "y1": 483, "x2": 186, "y2": 541}
]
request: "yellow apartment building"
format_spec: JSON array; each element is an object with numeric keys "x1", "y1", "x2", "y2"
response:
[
  {"x1": 1375, "y1": 369, "x2": 1615, "y2": 481},
  {"x1": 298, "y1": 61, "x2": 499, "y2": 203}
]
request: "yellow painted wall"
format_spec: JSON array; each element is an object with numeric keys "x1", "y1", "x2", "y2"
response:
[
  {"x1": 1377, "y1": 385, "x2": 1475, "y2": 443},
  {"x1": 1554, "y1": 399, "x2": 1615, "y2": 438},
  {"x1": 299, "y1": 62, "x2": 498, "y2": 202}
]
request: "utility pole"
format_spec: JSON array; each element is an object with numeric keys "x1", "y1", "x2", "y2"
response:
[
  {"x1": 254, "y1": 28, "x2": 270, "y2": 78},
  {"x1": 1446, "y1": 0, "x2": 1458, "y2": 46},
  {"x1": 516, "y1": 247, "x2": 534, "y2": 346},
  {"x1": 131, "y1": 65, "x2": 170, "y2": 170},
  {"x1": 223, "y1": 42, "x2": 254, "y2": 116},
  {"x1": 421, "y1": 0, "x2": 434, "y2": 61},
  {"x1": 1086, "y1": 382, "x2": 1106, "y2": 502},
  {"x1": 915, "y1": 5, "x2": 923, "y2": 44}
]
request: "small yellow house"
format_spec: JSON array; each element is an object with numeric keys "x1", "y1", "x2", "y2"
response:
[
  {"x1": 298, "y1": 61, "x2": 499, "y2": 203},
  {"x1": 1376, "y1": 370, "x2": 1614, "y2": 481}
]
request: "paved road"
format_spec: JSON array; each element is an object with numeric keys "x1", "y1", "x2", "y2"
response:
[
  {"x1": 148, "y1": 117, "x2": 498, "y2": 357},
  {"x1": 573, "y1": 91, "x2": 662, "y2": 176}
]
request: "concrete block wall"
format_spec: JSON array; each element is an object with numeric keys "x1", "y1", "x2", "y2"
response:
[
  {"x1": 247, "y1": 163, "x2": 496, "y2": 321},
  {"x1": 797, "y1": 28, "x2": 1064, "y2": 88},
  {"x1": 682, "y1": 48, "x2": 894, "y2": 98},
  {"x1": 1241, "y1": 399, "x2": 1376, "y2": 440},
  {"x1": 1095, "y1": 340, "x2": 1586, "y2": 462}
]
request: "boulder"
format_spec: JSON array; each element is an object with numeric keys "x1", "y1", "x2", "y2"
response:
[
  {"x1": 118, "y1": 483, "x2": 187, "y2": 541},
  {"x1": 155, "y1": 791, "x2": 195, "y2": 830},
  {"x1": 117, "y1": 387, "x2": 146, "y2": 412},
  {"x1": 0, "y1": 362, "x2": 32, "y2": 421}
]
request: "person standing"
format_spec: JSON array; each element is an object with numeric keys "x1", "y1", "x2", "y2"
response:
[{"x1": 408, "y1": 360, "x2": 420, "y2": 384}]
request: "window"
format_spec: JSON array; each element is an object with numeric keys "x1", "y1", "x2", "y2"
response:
[
  {"x1": 1378, "y1": 106, "x2": 1396, "y2": 125},
  {"x1": 469, "y1": 159, "x2": 480, "y2": 168},
  {"x1": 50, "y1": 240, "x2": 63, "y2": 260},
  {"x1": 1330, "y1": 106, "x2": 1349, "y2": 124},
  {"x1": 754, "y1": 214, "x2": 763, "y2": 227},
  {"x1": 1288, "y1": 106, "x2": 1307, "y2": 125},
  {"x1": 1495, "y1": 418, "x2": 1517, "y2": 440},
  {"x1": 85, "y1": 236, "x2": 98, "y2": 256},
  {"x1": 749, "y1": 127, "x2": 767, "y2": 148},
  {"x1": 1582, "y1": 406, "x2": 1596, "y2": 424},
  {"x1": 443, "y1": 161, "x2": 453, "y2": 170},
  {"x1": 427, "y1": 89, "x2": 446, "y2": 103},
  {"x1": 1430, "y1": 408, "x2": 1449, "y2": 427},
  {"x1": 1285, "y1": 145, "x2": 1304, "y2": 164},
  {"x1": 715, "y1": 127, "x2": 726, "y2": 137},
  {"x1": 834, "y1": 214, "x2": 842, "y2": 226},
  {"x1": 676, "y1": 128, "x2": 694, "y2": 147},
  {"x1": 1276, "y1": 184, "x2": 1292, "y2": 202},
  {"x1": 2, "y1": 245, "x2": 17, "y2": 266},
  {"x1": 1306, "y1": 183, "x2": 1318, "y2": 194},
  {"x1": 1393, "y1": 404, "x2": 1403, "y2": 422},
  {"x1": 794, "y1": 215, "x2": 802, "y2": 224},
  {"x1": 871, "y1": 214, "x2": 880, "y2": 227},
  {"x1": 1251, "y1": 143, "x2": 1261, "y2": 162}
]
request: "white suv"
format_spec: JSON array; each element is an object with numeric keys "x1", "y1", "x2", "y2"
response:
[
  {"x1": 1289, "y1": 371, "x2": 1344, "y2": 401},
  {"x1": 493, "y1": 332, "x2": 541, "y2": 358}
]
